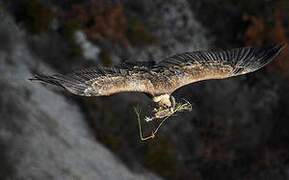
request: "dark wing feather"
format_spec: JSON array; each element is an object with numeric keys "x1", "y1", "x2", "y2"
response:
[{"x1": 151, "y1": 43, "x2": 286, "y2": 93}]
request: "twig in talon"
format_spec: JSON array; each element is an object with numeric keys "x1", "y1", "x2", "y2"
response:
[
  {"x1": 134, "y1": 98, "x2": 193, "y2": 141},
  {"x1": 144, "y1": 116, "x2": 154, "y2": 122},
  {"x1": 176, "y1": 99, "x2": 192, "y2": 112},
  {"x1": 151, "y1": 132, "x2": 155, "y2": 139},
  {"x1": 154, "y1": 108, "x2": 174, "y2": 119},
  {"x1": 134, "y1": 106, "x2": 172, "y2": 141}
]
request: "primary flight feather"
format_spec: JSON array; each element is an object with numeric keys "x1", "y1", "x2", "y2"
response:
[{"x1": 30, "y1": 43, "x2": 286, "y2": 114}]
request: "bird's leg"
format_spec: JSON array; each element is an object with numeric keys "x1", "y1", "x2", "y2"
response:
[
  {"x1": 152, "y1": 96, "x2": 176, "y2": 119},
  {"x1": 170, "y1": 95, "x2": 176, "y2": 112},
  {"x1": 153, "y1": 96, "x2": 193, "y2": 120},
  {"x1": 145, "y1": 99, "x2": 172, "y2": 122},
  {"x1": 146, "y1": 95, "x2": 190, "y2": 121}
]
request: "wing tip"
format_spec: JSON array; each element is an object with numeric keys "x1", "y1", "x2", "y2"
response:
[
  {"x1": 29, "y1": 73, "x2": 99, "y2": 97},
  {"x1": 29, "y1": 73, "x2": 66, "y2": 88},
  {"x1": 260, "y1": 42, "x2": 286, "y2": 65},
  {"x1": 275, "y1": 42, "x2": 287, "y2": 53},
  {"x1": 29, "y1": 73, "x2": 46, "y2": 82},
  {"x1": 235, "y1": 42, "x2": 286, "y2": 74}
]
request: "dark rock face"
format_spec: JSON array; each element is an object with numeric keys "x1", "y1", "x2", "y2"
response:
[{"x1": 0, "y1": 13, "x2": 159, "y2": 180}]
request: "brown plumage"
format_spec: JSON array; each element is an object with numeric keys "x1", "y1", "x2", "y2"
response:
[{"x1": 30, "y1": 43, "x2": 286, "y2": 109}]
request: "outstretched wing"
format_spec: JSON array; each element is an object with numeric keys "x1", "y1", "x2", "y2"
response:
[
  {"x1": 30, "y1": 63, "x2": 155, "y2": 97},
  {"x1": 151, "y1": 43, "x2": 286, "y2": 93},
  {"x1": 30, "y1": 43, "x2": 285, "y2": 97}
]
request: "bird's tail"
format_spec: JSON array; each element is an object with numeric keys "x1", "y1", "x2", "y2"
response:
[
  {"x1": 232, "y1": 43, "x2": 286, "y2": 75},
  {"x1": 29, "y1": 73, "x2": 93, "y2": 96}
]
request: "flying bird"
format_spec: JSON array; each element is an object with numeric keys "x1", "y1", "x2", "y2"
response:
[{"x1": 30, "y1": 43, "x2": 286, "y2": 119}]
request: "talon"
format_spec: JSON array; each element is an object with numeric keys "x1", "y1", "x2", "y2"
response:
[{"x1": 151, "y1": 132, "x2": 155, "y2": 139}]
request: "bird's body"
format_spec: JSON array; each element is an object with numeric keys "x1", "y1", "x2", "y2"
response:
[{"x1": 30, "y1": 43, "x2": 286, "y2": 118}]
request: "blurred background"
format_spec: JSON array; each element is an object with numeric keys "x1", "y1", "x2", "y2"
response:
[{"x1": 0, "y1": 0, "x2": 288, "y2": 179}]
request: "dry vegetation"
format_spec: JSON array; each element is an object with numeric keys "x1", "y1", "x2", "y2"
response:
[
  {"x1": 240, "y1": 2, "x2": 289, "y2": 73},
  {"x1": 60, "y1": 0, "x2": 127, "y2": 43}
]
